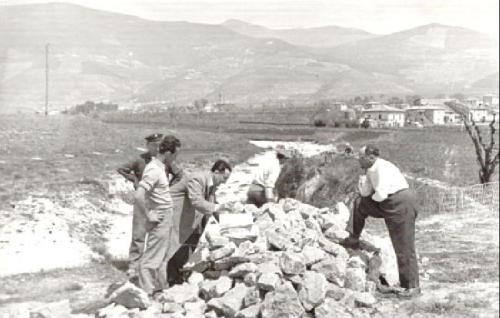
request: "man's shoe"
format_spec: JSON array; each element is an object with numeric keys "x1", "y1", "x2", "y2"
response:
[
  {"x1": 397, "y1": 287, "x2": 422, "y2": 299},
  {"x1": 339, "y1": 236, "x2": 360, "y2": 249}
]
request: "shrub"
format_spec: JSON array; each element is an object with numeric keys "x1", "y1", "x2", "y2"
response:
[
  {"x1": 313, "y1": 119, "x2": 327, "y2": 127},
  {"x1": 276, "y1": 154, "x2": 362, "y2": 208}
]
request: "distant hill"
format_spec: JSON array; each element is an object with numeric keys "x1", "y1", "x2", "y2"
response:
[
  {"x1": 0, "y1": 4, "x2": 498, "y2": 113},
  {"x1": 467, "y1": 72, "x2": 499, "y2": 95},
  {"x1": 222, "y1": 19, "x2": 376, "y2": 48},
  {"x1": 320, "y1": 23, "x2": 499, "y2": 95}
]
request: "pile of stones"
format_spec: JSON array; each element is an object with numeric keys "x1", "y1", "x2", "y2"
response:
[{"x1": 97, "y1": 198, "x2": 397, "y2": 318}]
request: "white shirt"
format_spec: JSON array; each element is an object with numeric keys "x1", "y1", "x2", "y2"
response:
[
  {"x1": 253, "y1": 152, "x2": 282, "y2": 189},
  {"x1": 358, "y1": 158, "x2": 409, "y2": 202}
]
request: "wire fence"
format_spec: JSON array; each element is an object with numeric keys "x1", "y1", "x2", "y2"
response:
[{"x1": 413, "y1": 181, "x2": 499, "y2": 214}]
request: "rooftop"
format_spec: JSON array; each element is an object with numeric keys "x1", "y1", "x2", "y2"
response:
[{"x1": 362, "y1": 104, "x2": 405, "y2": 113}]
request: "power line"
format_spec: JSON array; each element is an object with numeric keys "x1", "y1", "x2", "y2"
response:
[{"x1": 45, "y1": 43, "x2": 49, "y2": 116}]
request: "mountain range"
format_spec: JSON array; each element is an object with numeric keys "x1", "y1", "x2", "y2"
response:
[{"x1": 0, "y1": 3, "x2": 498, "y2": 112}]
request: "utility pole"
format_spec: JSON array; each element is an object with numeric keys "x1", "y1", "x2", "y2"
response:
[{"x1": 45, "y1": 43, "x2": 49, "y2": 116}]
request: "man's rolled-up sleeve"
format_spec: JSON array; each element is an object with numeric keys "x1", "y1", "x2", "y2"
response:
[
  {"x1": 139, "y1": 165, "x2": 158, "y2": 192},
  {"x1": 370, "y1": 167, "x2": 389, "y2": 202}
]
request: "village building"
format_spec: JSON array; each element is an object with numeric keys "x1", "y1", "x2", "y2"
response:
[
  {"x1": 364, "y1": 101, "x2": 381, "y2": 109},
  {"x1": 361, "y1": 104, "x2": 405, "y2": 128},
  {"x1": 406, "y1": 105, "x2": 448, "y2": 125},
  {"x1": 469, "y1": 108, "x2": 494, "y2": 123},
  {"x1": 483, "y1": 94, "x2": 499, "y2": 107},
  {"x1": 463, "y1": 97, "x2": 481, "y2": 108}
]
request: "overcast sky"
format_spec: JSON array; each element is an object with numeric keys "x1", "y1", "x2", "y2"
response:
[{"x1": 2, "y1": 0, "x2": 499, "y2": 39}]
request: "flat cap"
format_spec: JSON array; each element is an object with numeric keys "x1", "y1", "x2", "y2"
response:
[{"x1": 144, "y1": 133, "x2": 163, "y2": 142}]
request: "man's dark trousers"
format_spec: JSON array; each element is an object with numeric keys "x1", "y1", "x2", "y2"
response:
[{"x1": 350, "y1": 189, "x2": 420, "y2": 289}]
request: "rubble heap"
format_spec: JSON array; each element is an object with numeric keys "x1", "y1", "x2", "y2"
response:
[{"x1": 97, "y1": 198, "x2": 398, "y2": 318}]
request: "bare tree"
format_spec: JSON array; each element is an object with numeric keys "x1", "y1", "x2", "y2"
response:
[{"x1": 447, "y1": 102, "x2": 499, "y2": 183}]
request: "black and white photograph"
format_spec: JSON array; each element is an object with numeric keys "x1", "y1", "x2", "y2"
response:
[{"x1": 0, "y1": 0, "x2": 498, "y2": 317}]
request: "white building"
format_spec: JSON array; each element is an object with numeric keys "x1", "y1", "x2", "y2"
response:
[{"x1": 361, "y1": 105, "x2": 405, "y2": 128}]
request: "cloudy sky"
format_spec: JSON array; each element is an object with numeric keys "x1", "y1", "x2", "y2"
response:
[{"x1": 2, "y1": 0, "x2": 499, "y2": 39}]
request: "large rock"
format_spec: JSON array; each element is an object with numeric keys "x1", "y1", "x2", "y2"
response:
[
  {"x1": 207, "y1": 283, "x2": 248, "y2": 318},
  {"x1": 235, "y1": 304, "x2": 261, "y2": 318},
  {"x1": 206, "y1": 234, "x2": 230, "y2": 251},
  {"x1": 266, "y1": 230, "x2": 291, "y2": 251},
  {"x1": 300, "y1": 228, "x2": 319, "y2": 247},
  {"x1": 161, "y1": 283, "x2": 200, "y2": 303},
  {"x1": 257, "y1": 261, "x2": 282, "y2": 276},
  {"x1": 188, "y1": 272, "x2": 205, "y2": 286},
  {"x1": 229, "y1": 262, "x2": 258, "y2": 278},
  {"x1": 315, "y1": 298, "x2": 353, "y2": 318},
  {"x1": 243, "y1": 272, "x2": 257, "y2": 287},
  {"x1": 257, "y1": 272, "x2": 281, "y2": 292},
  {"x1": 184, "y1": 300, "x2": 207, "y2": 317},
  {"x1": 324, "y1": 225, "x2": 349, "y2": 243},
  {"x1": 212, "y1": 253, "x2": 250, "y2": 271},
  {"x1": 345, "y1": 267, "x2": 366, "y2": 292},
  {"x1": 244, "y1": 287, "x2": 261, "y2": 307},
  {"x1": 366, "y1": 235, "x2": 399, "y2": 286},
  {"x1": 200, "y1": 276, "x2": 233, "y2": 300},
  {"x1": 325, "y1": 282, "x2": 346, "y2": 301},
  {"x1": 298, "y1": 271, "x2": 327, "y2": 311},
  {"x1": 107, "y1": 282, "x2": 151, "y2": 310},
  {"x1": 29, "y1": 300, "x2": 71, "y2": 318},
  {"x1": 95, "y1": 303, "x2": 129, "y2": 318},
  {"x1": 279, "y1": 252, "x2": 305, "y2": 275},
  {"x1": 208, "y1": 242, "x2": 236, "y2": 261},
  {"x1": 281, "y1": 198, "x2": 301, "y2": 212},
  {"x1": 353, "y1": 292, "x2": 377, "y2": 308},
  {"x1": 318, "y1": 236, "x2": 345, "y2": 256},
  {"x1": 302, "y1": 245, "x2": 327, "y2": 267},
  {"x1": 367, "y1": 252, "x2": 383, "y2": 285},
  {"x1": 261, "y1": 282, "x2": 305, "y2": 318},
  {"x1": 162, "y1": 302, "x2": 185, "y2": 314},
  {"x1": 223, "y1": 225, "x2": 259, "y2": 245},
  {"x1": 183, "y1": 247, "x2": 211, "y2": 272},
  {"x1": 304, "y1": 218, "x2": 322, "y2": 233},
  {"x1": 347, "y1": 255, "x2": 368, "y2": 269},
  {"x1": 311, "y1": 257, "x2": 346, "y2": 287}
]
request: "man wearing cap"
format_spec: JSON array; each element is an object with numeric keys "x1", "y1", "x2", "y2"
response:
[
  {"x1": 166, "y1": 159, "x2": 233, "y2": 284},
  {"x1": 117, "y1": 133, "x2": 183, "y2": 278},
  {"x1": 247, "y1": 146, "x2": 292, "y2": 207},
  {"x1": 134, "y1": 135, "x2": 180, "y2": 295},
  {"x1": 341, "y1": 144, "x2": 420, "y2": 299}
]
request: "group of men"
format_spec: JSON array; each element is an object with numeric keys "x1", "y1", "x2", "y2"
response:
[
  {"x1": 117, "y1": 133, "x2": 233, "y2": 296},
  {"x1": 118, "y1": 134, "x2": 421, "y2": 300}
]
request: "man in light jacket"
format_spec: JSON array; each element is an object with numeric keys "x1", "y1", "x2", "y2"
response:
[{"x1": 167, "y1": 159, "x2": 233, "y2": 284}]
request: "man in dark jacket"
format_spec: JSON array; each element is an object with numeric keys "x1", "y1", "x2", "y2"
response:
[
  {"x1": 167, "y1": 159, "x2": 232, "y2": 284},
  {"x1": 117, "y1": 133, "x2": 183, "y2": 278}
]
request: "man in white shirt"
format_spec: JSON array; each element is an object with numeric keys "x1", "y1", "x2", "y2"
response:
[
  {"x1": 341, "y1": 144, "x2": 420, "y2": 299},
  {"x1": 134, "y1": 135, "x2": 180, "y2": 296},
  {"x1": 247, "y1": 146, "x2": 292, "y2": 207}
]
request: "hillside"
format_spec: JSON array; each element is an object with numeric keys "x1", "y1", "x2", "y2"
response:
[
  {"x1": 0, "y1": 4, "x2": 498, "y2": 112},
  {"x1": 321, "y1": 23, "x2": 499, "y2": 95},
  {"x1": 222, "y1": 19, "x2": 376, "y2": 48}
]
